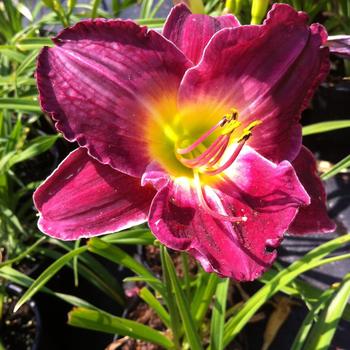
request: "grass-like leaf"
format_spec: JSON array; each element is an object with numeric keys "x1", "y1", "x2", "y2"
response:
[
  {"x1": 101, "y1": 228, "x2": 155, "y2": 245},
  {"x1": 139, "y1": 287, "x2": 171, "y2": 328},
  {"x1": 304, "y1": 274, "x2": 350, "y2": 350},
  {"x1": 261, "y1": 268, "x2": 350, "y2": 322},
  {"x1": 7, "y1": 135, "x2": 60, "y2": 169},
  {"x1": 14, "y1": 246, "x2": 88, "y2": 312},
  {"x1": 194, "y1": 273, "x2": 219, "y2": 326},
  {"x1": 291, "y1": 288, "x2": 334, "y2": 350},
  {"x1": 209, "y1": 278, "x2": 230, "y2": 350},
  {"x1": 223, "y1": 234, "x2": 350, "y2": 347},
  {"x1": 87, "y1": 237, "x2": 164, "y2": 296},
  {"x1": 47, "y1": 238, "x2": 125, "y2": 303},
  {"x1": 0, "y1": 236, "x2": 46, "y2": 268},
  {"x1": 302, "y1": 120, "x2": 350, "y2": 136},
  {"x1": 68, "y1": 307, "x2": 175, "y2": 349},
  {"x1": 321, "y1": 154, "x2": 350, "y2": 180},
  {"x1": 162, "y1": 247, "x2": 203, "y2": 350},
  {"x1": 0, "y1": 266, "x2": 95, "y2": 309},
  {"x1": 0, "y1": 98, "x2": 41, "y2": 112}
]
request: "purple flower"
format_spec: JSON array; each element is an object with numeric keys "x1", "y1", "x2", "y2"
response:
[{"x1": 34, "y1": 3, "x2": 335, "y2": 281}]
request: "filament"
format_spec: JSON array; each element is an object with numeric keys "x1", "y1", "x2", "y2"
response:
[{"x1": 193, "y1": 169, "x2": 247, "y2": 222}]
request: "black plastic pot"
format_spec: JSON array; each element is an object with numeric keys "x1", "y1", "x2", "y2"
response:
[
  {"x1": 302, "y1": 80, "x2": 350, "y2": 163},
  {"x1": 1, "y1": 283, "x2": 42, "y2": 350}
]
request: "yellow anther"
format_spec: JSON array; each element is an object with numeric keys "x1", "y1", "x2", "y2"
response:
[
  {"x1": 237, "y1": 119, "x2": 262, "y2": 142},
  {"x1": 221, "y1": 119, "x2": 241, "y2": 135},
  {"x1": 222, "y1": 109, "x2": 238, "y2": 122},
  {"x1": 230, "y1": 108, "x2": 238, "y2": 119},
  {"x1": 246, "y1": 119, "x2": 262, "y2": 131}
]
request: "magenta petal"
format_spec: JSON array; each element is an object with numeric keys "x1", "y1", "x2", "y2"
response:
[
  {"x1": 148, "y1": 146, "x2": 310, "y2": 281},
  {"x1": 34, "y1": 148, "x2": 156, "y2": 240},
  {"x1": 289, "y1": 147, "x2": 336, "y2": 234},
  {"x1": 179, "y1": 3, "x2": 329, "y2": 163},
  {"x1": 37, "y1": 19, "x2": 191, "y2": 177},
  {"x1": 141, "y1": 161, "x2": 170, "y2": 191},
  {"x1": 163, "y1": 3, "x2": 239, "y2": 64}
]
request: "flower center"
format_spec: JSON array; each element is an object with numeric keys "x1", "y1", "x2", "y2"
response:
[
  {"x1": 174, "y1": 109, "x2": 261, "y2": 222},
  {"x1": 175, "y1": 109, "x2": 261, "y2": 176}
]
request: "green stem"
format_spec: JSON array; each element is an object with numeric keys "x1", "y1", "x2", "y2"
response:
[
  {"x1": 224, "y1": 0, "x2": 235, "y2": 13},
  {"x1": 251, "y1": 0, "x2": 269, "y2": 24}
]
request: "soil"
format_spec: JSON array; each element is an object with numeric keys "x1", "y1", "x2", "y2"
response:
[
  {"x1": 1, "y1": 287, "x2": 39, "y2": 350},
  {"x1": 106, "y1": 303, "x2": 166, "y2": 350}
]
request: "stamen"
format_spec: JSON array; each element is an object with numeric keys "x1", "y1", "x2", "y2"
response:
[
  {"x1": 179, "y1": 135, "x2": 229, "y2": 168},
  {"x1": 237, "y1": 120, "x2": 262, "y2": 143},
  {"x1": 203, "y1": 138, "x2": 247, "y2": 176},
  {"x1": 176, "y1": 119, "x2": 224, "y2": 155},
  {"x1": 193, "y1": 169, "x2": 247, "y2": 222},
  {"x1": 207, "y1": 136, "x2": 230, "y2": 167}
]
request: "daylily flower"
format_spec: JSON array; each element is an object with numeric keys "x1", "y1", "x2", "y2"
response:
[{"x1": 34, "y1": 3, "x2": 335, "y2": 281}]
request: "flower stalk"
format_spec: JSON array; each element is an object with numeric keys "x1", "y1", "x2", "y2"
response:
[{"x1": 251, "y1": 0, "x2": 269, "y2": 24}]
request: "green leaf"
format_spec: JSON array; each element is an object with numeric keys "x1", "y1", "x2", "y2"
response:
[
  {"x1": 87, "y1": 238, "x2": 164, "y2": 296},
  {"x1": 223, "y1": 234, "x2": 350, "y2": 347},
  {"x1": 260, "y1": 268, "x2": 350, "y2": 322},
  {"x1": 0, "y1": 98, "x2": 41, "y2": 112},
  {"x1": 68, "y1": 307, "x2": 175, "y2": 349},
  {"x1": 0, "y1": 266, "x2": 96, "y2": 309},
  {"x1": 14, "y1": 246, "x2": 88, "y2": 312},
  {"x1": 304, "y1": 274, "x2": 350, "y2": 350},
  {"x1": 15, "y1": 3, "x2": 33, "y2": 21},
  {"x1": 101, "y1": 228, "x2": 155, "y2": 245},
  {"x1": 123, "y1": 276, "x2": 165, "y2": 293},
  {"x1": 40, "y1": 246, "x2": 125, "y2": 305},
  {"x1": 16, "y1": 49, "x2": 39, "y2": 76},
  {"x1": 321, "y1": 154, "x2": 350, "y2": 180},
  {"x1": 90, "y1": 0, "x2": 101, "y2": 18},
  {"x1": 135, "y1": 18, "x2": 165, "y2": 27},
  {"x1": 140, "y1": 0, "x2": 154, "y2": 18},
  {"x1": 162, "y1": 247, "x2": 203, "y2": 350},
  {"x1": 291, "y1": 288, "x2": 334, "y2": 350},
  {"x1": 139, "y1": 287, "x2": 171, "y2": 328},
  {"x1": 0, "y1": 76, "x2": 36, "y2": 87},
  {"x1": 150, "y1": 0, "x2": 165, "y2": 17},
  {"x1": 0, "y1": 48, "x2": 26, "y2": 62},
  {"x1": 8, "y1": 135, "x2": 60, "y2": 168},
  {"x1": 0, "y1": 237, "x2": 46, "y2": 268},
  {"x1": 302, "y1": 120, "x2": 350, "y2": 136},
  {"x1": 47, "y1": 238, "x2": 125, "y2": 300},
  {"x1": 209, "y1": 278, "x2": 230, "y2": 350},
  {"x1": 194, "y1": 273, "x2": 219, "y2": 326}
]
